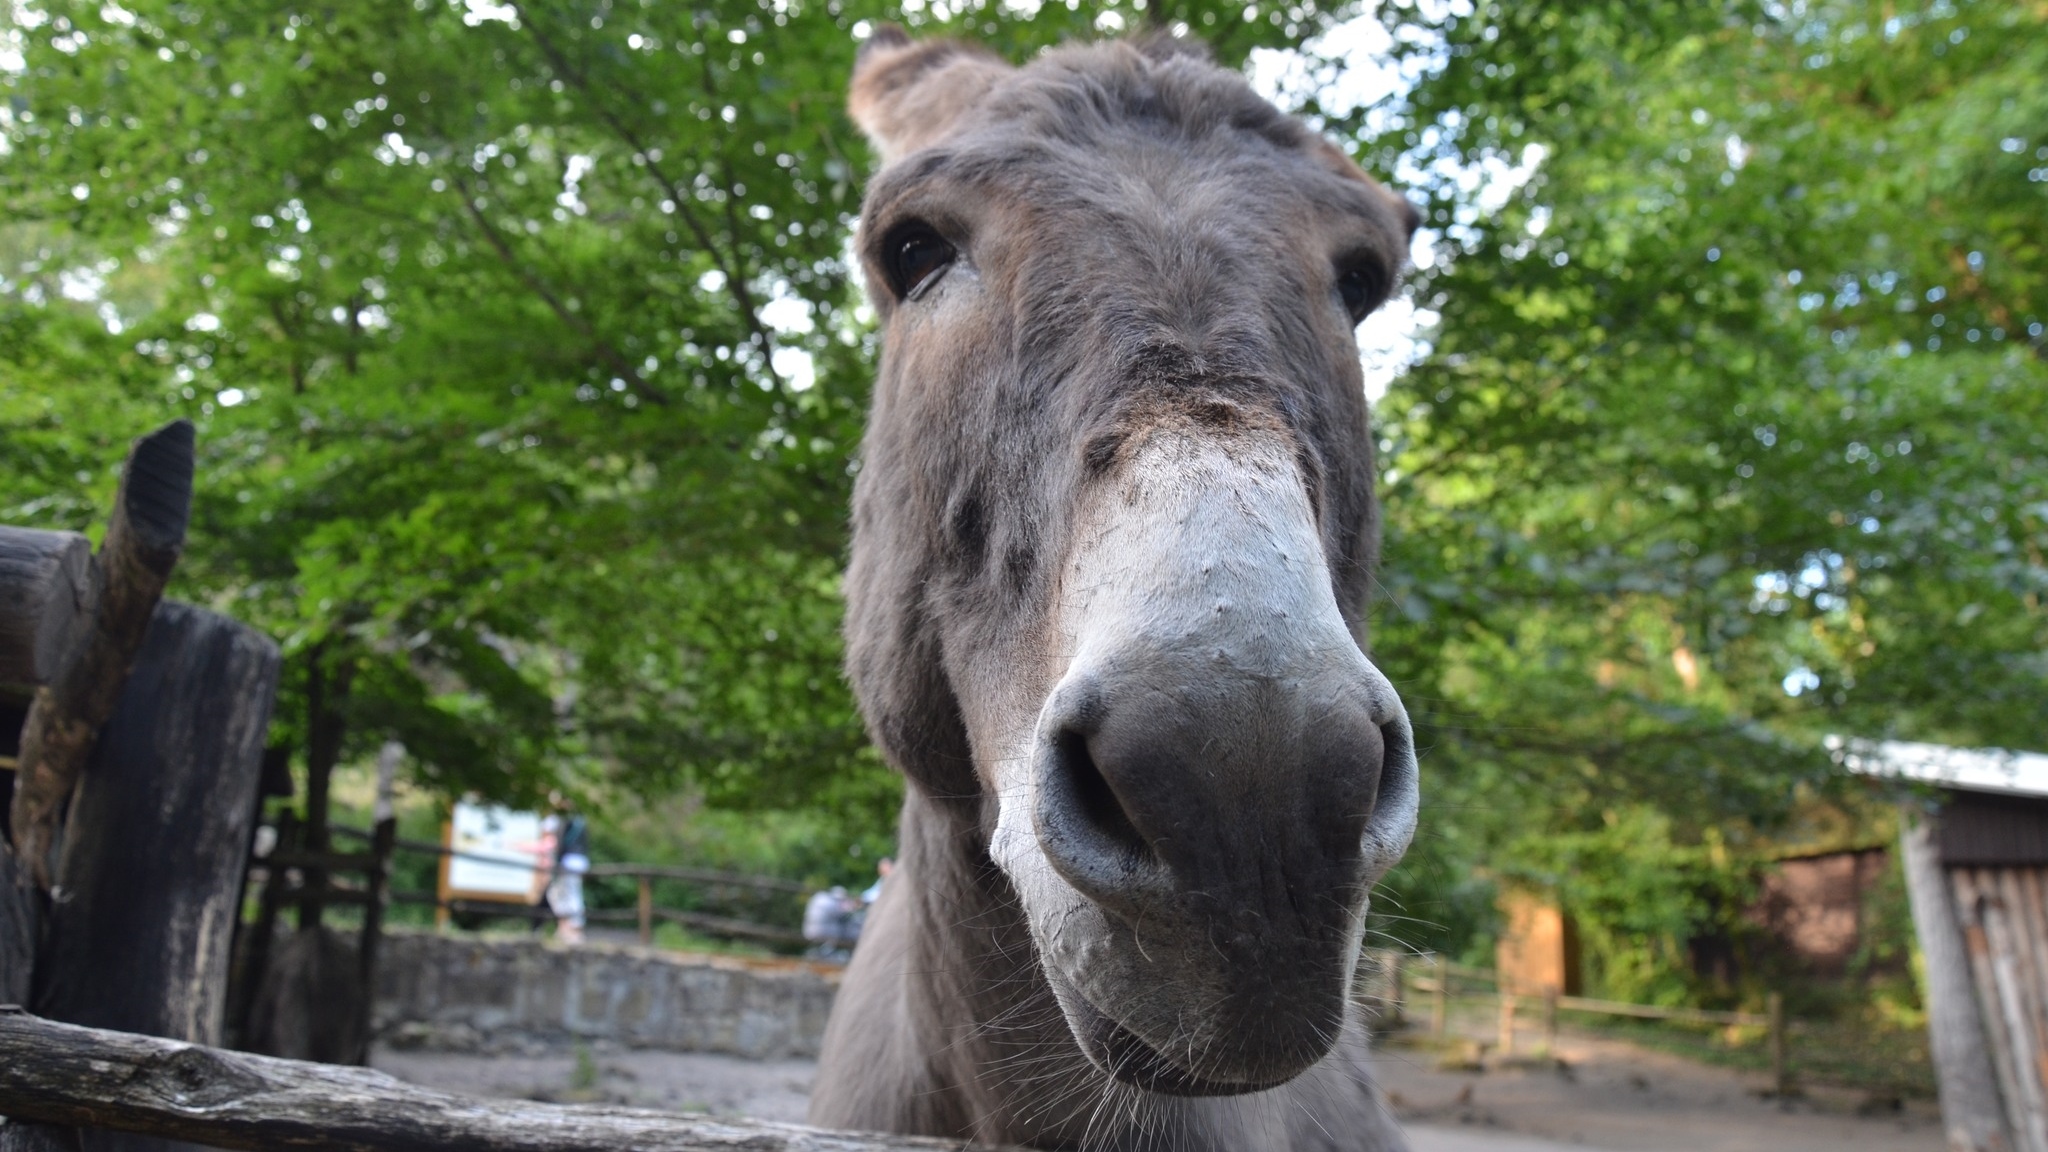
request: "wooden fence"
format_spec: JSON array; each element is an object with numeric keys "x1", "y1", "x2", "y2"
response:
[
  {"x1": 302, "y1": 823, "x2": 815, "y2": 947},
  {"x1": 0, "y1": 1009, "x2": 1005, "y2": 1151},
  {"x1": 1394, "y1": 955, "x2": 1790, "y2": 1095}
]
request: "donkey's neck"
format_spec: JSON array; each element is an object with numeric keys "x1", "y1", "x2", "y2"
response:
[
  {"x1": 810, "y1": 787, "x2": 1407, "y2": 1151},
  {"x1": 810, "y1": 785, "x2": 1115, "y2": 1145},
  {"x1": 896, "y1": 786, "x2": 1104, "y2": 1143}
]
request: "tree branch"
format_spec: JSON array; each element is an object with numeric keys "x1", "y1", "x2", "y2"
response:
[
  {"x1": 518, "y1": 9, "x2": 785, "y2": 385},
  {"x1": 452, "y1": 176, "x2": 671, "y2": 407}
]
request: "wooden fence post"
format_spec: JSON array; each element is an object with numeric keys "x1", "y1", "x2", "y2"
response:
[
  {"x1": 0, "y1": 847, "x2": 35, "y2": 1009},
  {"x1": 1431, "y1": 955, "x2": 1449, "y2": 1037},
  {"x1": 353, "y1": 742, "x2": 403, "y2": 1064},
  {"x1": 1767, "y1": 991, "x2": 1788, "y2": 1098},
  {"x1": 1542, "y1": 986, "x2": 1559, "y2": 1056},
  {"x1": 11, "y1": 420, "x2": 193, "y2": 889},
  {"x1": 1498, "y1": 991, "x2": 1517, "y2": 1057},
  {"x1": 1385, "y1": 951, "x2": 1404, "y2": 1029},
  {"x1": 638, "y1": 876, "x2": 654, "y2": 946},
  {"x1": 227, "y1": 809, "x2": 296, "y2": 1048},
  {"x1": 33, "y1": 601, "x2": 281, "y2": 1151},
  {"x1": 0, "y1": 528, "x2": 96, "y2": 692}
]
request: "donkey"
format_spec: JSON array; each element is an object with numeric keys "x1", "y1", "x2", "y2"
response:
[{"x1": 812, "y1": 28, "x2": 1422, "y2": 1151}]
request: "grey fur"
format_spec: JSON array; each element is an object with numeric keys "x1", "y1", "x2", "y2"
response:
[{"x1": 814, "y1": 32, "x2": 1419, "y2": 1151}]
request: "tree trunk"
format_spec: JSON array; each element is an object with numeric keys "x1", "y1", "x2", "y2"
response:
[{"x1": 31, "y1": 600, "x2": 281, "y2": 1152}]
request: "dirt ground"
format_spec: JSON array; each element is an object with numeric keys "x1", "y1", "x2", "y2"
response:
[
  {"x1": 373, "y1": 1021, "x2": 1944, "y2": 1152},
  {"x1": 1372, "y1": 1027, "x2": 1941, "y2": 1152}
]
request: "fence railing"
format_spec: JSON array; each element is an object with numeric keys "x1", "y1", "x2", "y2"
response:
[
  {"x1": 1384, "y1": 953, "x2": 1791, "y2": 1096},
  {"x1": 304, "y1": 823, "x2": 812, "y2": 947}
]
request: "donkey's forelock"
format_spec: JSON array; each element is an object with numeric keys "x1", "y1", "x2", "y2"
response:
[{"x1": 854, "y1": 28, "x2": 1314, "y2": 170}]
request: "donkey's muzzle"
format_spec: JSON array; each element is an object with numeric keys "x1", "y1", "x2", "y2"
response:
[{"x1": 1029, "y1": 654, "x2": 1416, "y2": 1090}]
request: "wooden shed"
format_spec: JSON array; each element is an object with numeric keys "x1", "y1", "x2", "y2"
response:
[{"x1": 1836, "y1": 737, "x2": 2048, "y2": 1152}]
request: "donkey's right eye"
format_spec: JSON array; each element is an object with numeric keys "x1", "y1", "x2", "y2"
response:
[{"x1": 883, "y1": 222, "x2": 957, "y2": 301}]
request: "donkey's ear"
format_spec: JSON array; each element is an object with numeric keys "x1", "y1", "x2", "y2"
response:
[
  {"x1": 1127, "y1": 27, "x2": 1212, "y2": 65},
  {"x1": 849, "y1": 26, "x2": 1009, "y2": 167}
]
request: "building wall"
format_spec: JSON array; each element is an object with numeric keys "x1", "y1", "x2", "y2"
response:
[
  {"x1": 1496, "y1": 889, "x2": 1581, "y2": 995},
  {"x1": 1749, "y1": 847, "x2": 1890, "y2": 976}
]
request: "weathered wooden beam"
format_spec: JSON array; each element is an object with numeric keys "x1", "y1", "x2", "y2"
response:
[
  {"x1": 1900, "y1": 811, "x2": 2013, "y2": 1152},
  {"x1": 0, "y1": 839, "x2": 36, "y2": 1010},
  {"x1": 10, "y1": 420, "x2": 195, "y2": 887},
  {"x1": 0, "y1": 704, "x2": 35, "y2": 1011},
  {"x1": 0, "y1": 1009, "x2": 1004, "y2": 1152},
  {"x1": 0, "y1": 527, "x2": 97, "y2": 695},
  {"x1": 20, "y1": 599, "x2": 280, "y2": 1152},
  {"x1": 35, "y1": 601, "x2": 279, "y2": 1050}
]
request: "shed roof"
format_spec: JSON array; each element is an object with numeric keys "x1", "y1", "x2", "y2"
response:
[{"x1": 1829, "y1": 736, "x2": 2048, "y2": 800}]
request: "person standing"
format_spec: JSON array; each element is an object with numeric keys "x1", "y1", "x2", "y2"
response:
[{"x1": 548, "y1": 806, "x2": 590, "y2": 945}]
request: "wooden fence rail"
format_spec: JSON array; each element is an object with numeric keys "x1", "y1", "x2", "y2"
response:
[
  {"x1": 317, "y1": 823, "x2": 812, "y2": 946},
  {"x1": 0, "y1": 1008, "x2": 1004, "y2": 1152},
  {"x1": 1401, "y1": 955, "x2": 1791, "y2": 1095},
  {"x1": 326, "y1": 825, "x2": 810, "y2": 895}
]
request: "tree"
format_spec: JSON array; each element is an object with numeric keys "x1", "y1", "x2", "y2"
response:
[
  {"x1": 0, "y1": 0, "x2": 1331, "y2": 858},
  {"x1": 1340, "y1": 0, "x2": 2047, "y2": 992}
]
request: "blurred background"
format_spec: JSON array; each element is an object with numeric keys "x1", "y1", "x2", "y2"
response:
[{"x1": 3, "y1": 0, "x2": 2044, "y2": 1114}]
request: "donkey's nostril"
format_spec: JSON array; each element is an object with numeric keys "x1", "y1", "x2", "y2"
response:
[
  {"x1": 1055, "y1": 728, "x2": 1152, "y2": 864},
  {"x1": 1035, "y1": 722, "x2": 1163, "y2": 906},
  {"x1": 1374, "y1": 719, "x2": 1409, "y2": 808}
]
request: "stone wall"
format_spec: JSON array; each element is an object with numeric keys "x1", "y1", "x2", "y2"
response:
[{"x1": 374, "y1": 930, "x2": 840, "y2": 1059}]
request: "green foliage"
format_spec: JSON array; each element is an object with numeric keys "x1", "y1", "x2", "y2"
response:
[
  {"x1": 1345, "y1": 0, "x2": 2047, "y2": 993},
  {"x1": 0, "y1": 0, "x2": 1332, "y2": 853}
]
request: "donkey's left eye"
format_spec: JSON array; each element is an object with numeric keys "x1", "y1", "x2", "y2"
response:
[
  {"x1": 1336, "y1": 261, "x2": 1387, "y2": 323},
  {"x1": 884, "y1": 222, "x2": 957, "y2": 301}
]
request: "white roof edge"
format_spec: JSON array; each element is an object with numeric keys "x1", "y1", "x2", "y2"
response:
[{"x1": 1829, "y1": 735, "x2": 2048, "y2": 800}]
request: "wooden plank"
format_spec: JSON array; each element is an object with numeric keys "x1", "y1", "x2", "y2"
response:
[
  {"x1": 0, "y1": 701, "x2": 34, "y2": 1013},
  {"x1": 2017, "y1": 870, "x2": 2048, "y2": 1057},
  {"x1": 1901, "y1": 817, "x2": 2013, "y2": 1152},
  {"x1": 2005, "y1": 869, "x2": 2048, "y2": 1093},
  {"x1": 10, "y1": 420, "x2": 194, "y2": 887},
  {"x1": 328, "y1": 827, "x2": 811, "y2": 895},
  {"x1": 583, "y1": 862, "x2": 807, "y2": 893},
  {"x1": 0, "y1": 839, "x2": 37, "y2": 1010},
  {"x1": 584, "y1": 906, "x2": 808, "y2": 947},
  {"x1": 1986, "y1": 869, "x2": 2048, "y2": 1152},
  {"x1": 263, "y1": 852, "x2": 382, "y2": 873},
  {"x1": 1955, "y1": 868, "x2": 2041, "y2": 1152},
  {"x1": 0, "y1": 1009, "x2": 1007, "y2": 1152},
  {"x1": 0, "y1": 527, "x2": 97, "y2": 693},
  {"x1": 1553, "y1": 994, "x2": 1766, "y2": 1027}
]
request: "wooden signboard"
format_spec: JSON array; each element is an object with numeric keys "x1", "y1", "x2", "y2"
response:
[{"x1": 437, "y1": 802, "x2": 549, "y2": 916}]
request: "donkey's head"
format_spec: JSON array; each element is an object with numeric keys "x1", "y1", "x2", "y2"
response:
[{"x1": 843, "y1": 30, "x2": 1419, "y2": 1097}]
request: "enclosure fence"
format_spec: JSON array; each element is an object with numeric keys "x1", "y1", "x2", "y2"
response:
[{"x1": 1371, "y1": 952, "x2": 1792, "y2": 1097}]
